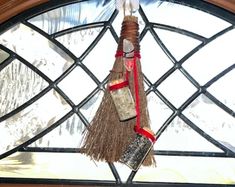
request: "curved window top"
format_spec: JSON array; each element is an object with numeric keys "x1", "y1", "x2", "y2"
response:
[
  {"x1": 0, "y1": 0, "x2": 235, "y2": 186},
  {"x1": 29, "y1": 0, "x2": 115, "y2": 34}
]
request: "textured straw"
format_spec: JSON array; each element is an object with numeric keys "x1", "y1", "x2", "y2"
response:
[{"x1": 81, "y1": 16, "x2": 155, "y2": 167}]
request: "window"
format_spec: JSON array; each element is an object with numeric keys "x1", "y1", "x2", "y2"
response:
[{"x1": 0, "y1": 0, "x2": 235, "y2": 186}]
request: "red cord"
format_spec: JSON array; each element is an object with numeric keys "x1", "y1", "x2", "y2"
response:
[{"x1": 115, "y1": 51, "x2": 156, "y2": 143}]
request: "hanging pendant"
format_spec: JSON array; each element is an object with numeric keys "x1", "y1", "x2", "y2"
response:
[
  {"x1": 109, "y1": 78, "x2": 136, "y2": 121},
  {"x1": 120, "y1": 127, "x2": 156, "y2": 170}
]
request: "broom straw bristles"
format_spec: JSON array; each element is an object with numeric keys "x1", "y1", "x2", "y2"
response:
[{"x1": 82, "y1": 15, "x2": 155, "y2": 166}]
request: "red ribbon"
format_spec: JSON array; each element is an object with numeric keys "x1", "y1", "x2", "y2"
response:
[
  {"x1": 115, "y1": 51, "x2": 156, "y2": 143},
  {"x1": 109, "y1": 80, "x2": 129, "y2": 91}
]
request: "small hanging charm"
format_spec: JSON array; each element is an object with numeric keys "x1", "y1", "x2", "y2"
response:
[
  {"x1": 108, "y1": 78, "x2": 136, "y2": 121},
  {"x1": 120, "y1": 127, "x2": 156, "y2": 171},
  {"x1": 123, "y1": 39, "x2": 135, "y2": 71}
]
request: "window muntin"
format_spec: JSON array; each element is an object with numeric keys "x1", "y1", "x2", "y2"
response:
[
  {"x1": 142, "y1": 1, "x2": 231, "y2": 38},
  {"x1": 0, "y1": 24, "x2": 74, "y2": 80},
  {"x1": 28, "y1": 0, "x2": 115, "y2": 34},
  {"x1": 0, "y1": 90, "x2": 71, "y2": 155},
  {"x1": 0, "y1": 59, "x2": 48, "y2": 117},
  {"x1": 0, "y1": 0, "x2": 234, "y2": 185}
]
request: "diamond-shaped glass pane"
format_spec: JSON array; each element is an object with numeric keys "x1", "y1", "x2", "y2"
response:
[
  {"x1": 0, "y1": 49, "x2": 9, "y2": 64},
  {"x1": 0, "y1": 24, "x2": 74, "y2": 80},
  {"x1": 183, "y1": 29, "x2": 235, "y2": 85},
  {"x1": 0, "y1": 152, "x2": 115, "y2": 180},
  {"x1": 141, "y1": 31, "x2": 173, "y2": 83},
  {"x1": 82, "y1": 30, "x2": 117, "y2": 81},
  {"x1": 58, "y1": 66, "x2": 97, "y2": 105},
  {"x1": 134, "y1": 155, "x2": 235, "y2": 183},
  {"x1": 154, "y1": 116, "x2": 223, "y2": 152},
  {"x1": 158, "y1": 70, "x2": 197, "y2": 108},
  {"x1": 29, "y1": 114, "x2": 85, "y2": 148},
  {"x1": 29, "y1": 1, "x2": 115, "y2": 34},
  {"x1": 56, "y1": 27, "x2": 102, "y2": 58},
  {"x1": 147, "y1": 92, "x2": 173, "y2": 133},
  {"x1": 208, "y1": 70, "x2": 235, "y2": 112},
  {"x1": 154, "y1": 28, "x2": 201, "y2": 61},
  {"x1": 0, "y1": 90, "x2": 71, "y2": 156},
  {"x1": 183, "y1": 94, "x2": 235, "y2": 152},
  {"x1": 0, "y1": 59, "x2": 48, "y2": 117},
  {"x1": 142, "y1": 1, "x2": 231, "y2": 38},
  {"x1": 80, "y1": 91, "x2": 104, "y2": 123}
]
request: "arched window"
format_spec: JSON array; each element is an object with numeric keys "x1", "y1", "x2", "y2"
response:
[{"x1": 0, "y1": 0, "x2": 235, "y2": 186}]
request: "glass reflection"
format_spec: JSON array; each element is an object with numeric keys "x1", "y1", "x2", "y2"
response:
[
  {"x1": 82, "y1": 30, "x2": 117, "y2": 81},
  {"x1": 134, "y1": 155, "x2": 235, "y2": 184},
  {"x1": 113, "y1": 162, "x2": 133, "y2": 182},
  {"x1": 83, "y1": 31, "x2": 117, "y2": 81},
  {"x1": 0, "y1": 24, "x2": 74, "y2": 80},
  {"x1": 0, "y1": 152, "x2": 115, "y2": 180},
  {"x1": 208, "y1": 70, "x2": 235, "y2": 112},
  {"x1": 154, "y1": 116, "x2": 223, "y2": 152},
  {"x1": 0, "y1": 90, "x2": 71, "y2": 156},
  {"x1": 0, "y1": 59, "x2": 48, "y2": 117},
  {"x1": 80, "y1": 91, "x2": 104, "y2": 123},
  {"x1": 183, "y1": 94, "x2": 235, "y2": 151},
  {"x1": 140, "y1": 32, "x2": 172, "y2": 83},
  {"x1": 147, "y1": 92, "x2": 173, "y2": 133},
  {"x1": 29, "y1": 114, "x2": 85, "y2": 148},
  {"x1": 29, "y1": 0, "x2": 115, "y2": 34},
  {"x1": 142, "y1": 1, "x2": 231, "y2": 38},
  {"x1": 56, "y1": 27, "x2": 102, "y2": 57},
  {"x1": 58, "y1": 66, "x2": 97, "y2": 105},
  {"x1": 154, "y1": 28, "x2": 201, "y2": 61},
  {"x1": 183, "y1": 29, "x2": 235, "y2": 85},
  {"x1": 0, "y1": 49, "x2": 10, "y2": 64},
  {"x1": 158, "y1": 70, "x2": 197, "y2": 108}
]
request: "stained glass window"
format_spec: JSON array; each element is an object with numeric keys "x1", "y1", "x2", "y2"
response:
[{"x1": 0, "y1": 0, "x2": 235, "y2": 186}]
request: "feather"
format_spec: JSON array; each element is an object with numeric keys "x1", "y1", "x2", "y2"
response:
[{"x1": 116, "y1": 0, "x2": 125, "y2": 11}]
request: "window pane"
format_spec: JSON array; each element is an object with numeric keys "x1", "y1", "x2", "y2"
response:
[
  {"x1": 208, "y1": 70, "x2": 235, "y2": 112},
  {"x1": 28, "y1": 1, "x2": 115, "y2": 34},
  {"x1": 0, "y1": 49, "x2": 9, "y2": 64},
  {"x1": 0, "y1": 0, "x2": 234, "y2": 185},
  {"x1": 58, "y1": 66, "x2": 97, "y2": 105},
  {"x1": 0, "y1": 24, "x2": 74, "y2": 80},
  {"x1": 56, "y1": 27, "x2": 102, "y2": 57},
  {"x1": 158, "y1": 70, "x2": 197, "y2": 108},
  {"x1": 183, "y1": 29, "x2": 235, "y2": 85},
  {"x1": 154, "y1": 29, "x2": 201, "y2": 61},
  {"x1": 154, "y1": 116, "x2": 223, "y2": 152},
  {"x1": 0, "y1": 59, "x2": 48, "y2": 117},
  {"x1": 183, "y1": 94, "x2": 235, "y2": 152},
  {"x1": 82, "y1": 30, "x2": 117, "y2": 81},
  {"x1": 147, "y1": 92, "x2": 173, "y2": 133},
  {"x1": 142, "y1": 1, "x2": 231, "y2": 38},
  {"x1": 0, "y1": 90, "x2": 71, "y2": 156},
  {"x1": 134, "y1": 156, "x2": 235, "y2": 184},
  {"x1": 80, "y1": 91, "x2": 104, "y2": 123},
  {"x1": 29, "y1": 114, "x2": 85, "y2": 148},
  {"x1": 114, "y1": 162, "x2": 133, "y2": 182},
  {"x1": 0, "y1": 152, "x2": 115, "y2": 181},
  {"x1": 141, "y1": 31, "x2": 173, "y2": 83}
]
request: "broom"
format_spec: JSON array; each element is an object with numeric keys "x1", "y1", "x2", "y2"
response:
[{"x1": 81, "y1": 15, "x2": 155, "y2": 167}]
